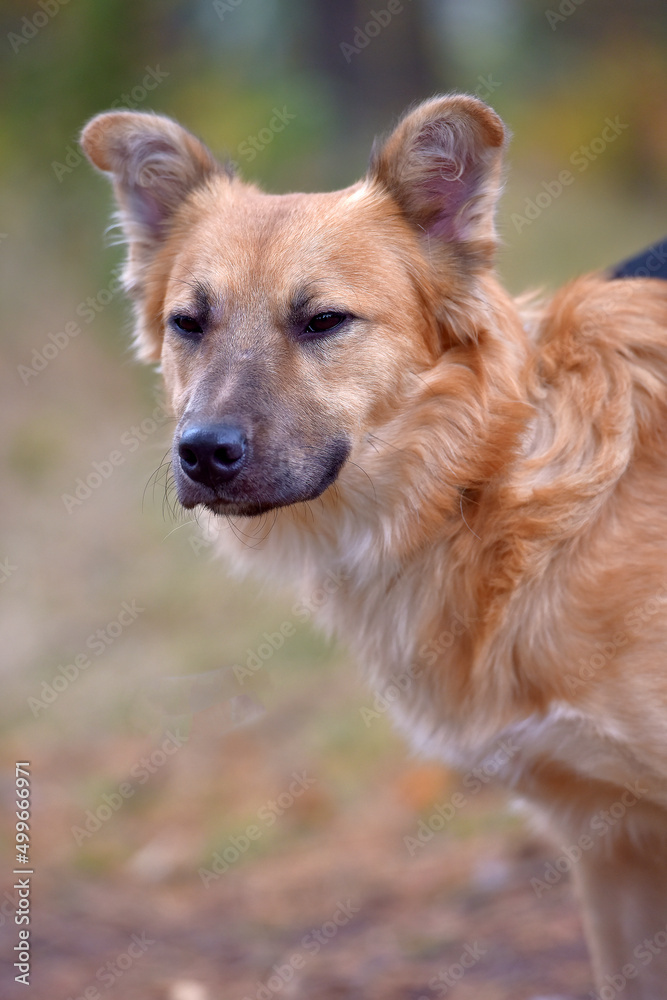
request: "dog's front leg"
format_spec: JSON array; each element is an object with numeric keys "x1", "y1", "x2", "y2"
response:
[{"x1": 573, "y1": 839, "x2": 667, "y2": 999}]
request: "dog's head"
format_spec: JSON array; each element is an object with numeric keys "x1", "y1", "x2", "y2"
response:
[{"x1": 81, "y1": 97, "x2": 508, "y2": 517}]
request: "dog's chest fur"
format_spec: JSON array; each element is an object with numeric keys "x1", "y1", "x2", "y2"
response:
[{"x1": 219, "y1": 490, "x2": 667, "y2": 815}]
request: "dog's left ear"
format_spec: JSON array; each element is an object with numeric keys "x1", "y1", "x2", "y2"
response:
[{"x1": 368, "y1": 95, "x2": 507, "y2": 263}]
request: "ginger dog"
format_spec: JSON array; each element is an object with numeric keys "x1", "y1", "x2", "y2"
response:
[{"x1": 81, "y1": 96, "x2": 667, "y2": 996}]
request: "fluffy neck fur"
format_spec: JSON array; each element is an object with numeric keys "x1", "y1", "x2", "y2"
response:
[{"x1": 214, "y1": 272, "x2": 667, "y2": 760}]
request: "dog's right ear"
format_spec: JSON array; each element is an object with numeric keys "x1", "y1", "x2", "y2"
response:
[
  {"x1": 368, "y1": 95, "x2": 507, "y2": 268},
  {"x1": 80, "y1": 112, "x2": 221, "y2": 359}
]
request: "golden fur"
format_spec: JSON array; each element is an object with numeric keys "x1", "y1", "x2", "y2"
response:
[{"x1": 82, "y1": 96, "x2": 667, "y2": 996}]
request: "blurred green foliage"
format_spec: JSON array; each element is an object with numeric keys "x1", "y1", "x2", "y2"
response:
[{"x1": 2, "y1": 0, "x2": 666, "y2": 277}]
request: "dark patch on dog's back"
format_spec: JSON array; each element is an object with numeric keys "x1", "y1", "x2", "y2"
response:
[{"x1": 610, "y1": 239, "x2": 667, "y2": 280}]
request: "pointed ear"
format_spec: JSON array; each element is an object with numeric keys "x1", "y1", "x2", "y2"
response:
[
  {"x1": 81, "y1": 110, "x2": 220, "y2": 237},
  {"x1": 80, "y1": 111, "x2": 221, "y2": 360},
  {"x1": 368, "y1": 95, "x2": 507, "y2": 264}
]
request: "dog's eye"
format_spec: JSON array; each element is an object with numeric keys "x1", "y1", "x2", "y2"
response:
[
  {"x1": 303, "y1": 312, "x2": 346, "y2": 338},
  {"x1": 170, "y1": 314, "x2": 203, "y2": 338}
]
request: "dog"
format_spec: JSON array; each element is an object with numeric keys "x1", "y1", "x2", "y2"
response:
[{"x1": 81, "y1": 95, "x2": 667, "y2": 997}]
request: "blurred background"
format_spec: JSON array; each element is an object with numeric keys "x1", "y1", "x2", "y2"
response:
[{"x1": 1, "y1": 1, "x2": 666, "y2": 997}]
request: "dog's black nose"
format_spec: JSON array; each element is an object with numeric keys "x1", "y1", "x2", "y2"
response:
[{"x1": 178, "y1": 423, "x2": 247, "y2": 485}]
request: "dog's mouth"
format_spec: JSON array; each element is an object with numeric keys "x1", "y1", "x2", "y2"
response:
[
  {"x1": 172, "y1": 431, "x2": 350, "y2": 517},
  {"x1": 202, "y1": 495, "x2": 311, "y2": 518},
  {"x1": 206, "y1": 499, "x2": 281, "y2": 517}
]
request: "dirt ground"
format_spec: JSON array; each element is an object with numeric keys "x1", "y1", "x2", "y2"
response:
[{"x1": 1, "y1": 698, "x2": 595, "y2": 1000}]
